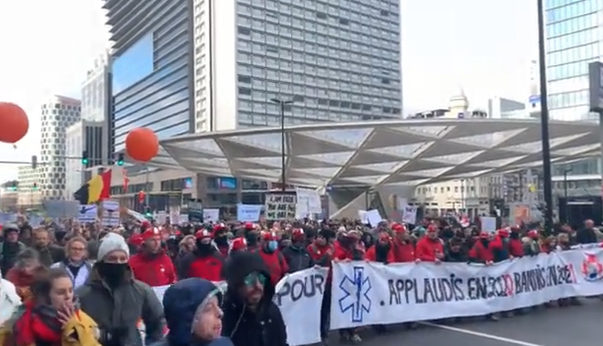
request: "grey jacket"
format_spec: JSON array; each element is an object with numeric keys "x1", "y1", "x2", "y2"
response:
[{"x1": 75, "y1": 266, "x2": 165, "y2": 346}]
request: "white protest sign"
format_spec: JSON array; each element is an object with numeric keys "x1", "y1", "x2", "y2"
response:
[
  {"x1": 330, "y1": 248, "x2": 603, "y2": 329},
  {"x1": 203, "y1": 208, "x2": 220, "y2": 222},
  {"x1": 237, "y1": 204, "x2": 262, "y2": 221},
  {"x1": 295, "y1": 188, "x2": 322, "y2": 218},
  {"x1": 101, "y1": 200, "x2": 120, "y2": 227},
  {"x1": 151, "y1": 267, "x2": 327, "y2": 346},
  {"x1": 265, "y1": 193, "x2": 296, "y2": 220},
  {"x1": 402, "y1": 205, "x2": 417, "y2": 224},
  {"x1": 77, "y1": 205, "x2": 97, "y2": 223}
]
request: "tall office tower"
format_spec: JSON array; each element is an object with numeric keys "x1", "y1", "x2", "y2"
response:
[
  {"x1": 545, "y1": 1, "x2": 600, "y2": 121},
  {"x1": 81, "y1": 52, "x2": 111, "y2": 163},
  {"x1": 39, "y1": 96, "x2": 81, "y2": 200},
  {"x1": 104, "y1": 0, "x2": 194, "y2": 152},
  {"x1": 65, "y1": 121, "x2": 104, "y2": 199},
  {"x1": 544, "y1": 0, "x2": 602, "y2": 182},
  {"x1": 193, "y1": 0, "x2": 403, "y2": 132}
]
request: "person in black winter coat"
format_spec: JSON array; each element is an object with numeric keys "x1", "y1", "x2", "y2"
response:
[
  {"x1": 280, "y1": 229, "x2": 314, "y2": 273},
  {"x1": 576, "y1": 219, "x2": 598, "y2": 244},
  {"x1": 444, "y1": 237, "x2": 468, "y2": 262},
  {"x1": 221, "y1": 251, "x2": 288, "y2": 346}
]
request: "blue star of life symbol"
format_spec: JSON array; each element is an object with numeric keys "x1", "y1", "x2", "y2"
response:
[{"x1": 338, "y1": 266, "x2": 372, "y2": 323}]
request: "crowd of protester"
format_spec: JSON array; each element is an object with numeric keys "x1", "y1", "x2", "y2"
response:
[{"x1": 0, "y1": 214, "x2": 602, "y2": 346}]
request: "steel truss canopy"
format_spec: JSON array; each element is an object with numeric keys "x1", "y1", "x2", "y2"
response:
[{"x1": 150, "y1": 119, "x2": 602, "y2": 188}]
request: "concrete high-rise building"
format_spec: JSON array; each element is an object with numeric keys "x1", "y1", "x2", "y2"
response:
[
  {"x1": 104, "y1": 0, "x2": 403, "y2": 208},
  {"x1": 16, "y1": 166, "x2": 42, "y2": 207},
  {"x1": 194, "y1": 0, "x2": 402, "y2": 132},
  {"x1": 65, "y1": 121, "x2": 104, "y2": 199},
  {"x1": 40, "y1": 96, "x2": 81, "y2": 200},
  {"x1": 81, "y1": 52, "x2": 111, "y2": 162}
]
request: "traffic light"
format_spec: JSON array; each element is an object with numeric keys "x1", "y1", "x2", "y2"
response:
[
  {"x1": 81, "y1": 151, "x2": 89, "y2": 165},
  {"x1": 32, "y1": 182, "x2": 38, "y2": 191},
  {"x1": 8, "y1": 182, "x2": 17, "y2": 192},
  {"x1": 117, "y1": 153, "x2": 124, "y2": 166},
  {"x1": 144, "y1": 206, "x2": 152, "y2": 218},
  {"x1": 31, "y1": 155, "x2": 38, "y2": 170}
]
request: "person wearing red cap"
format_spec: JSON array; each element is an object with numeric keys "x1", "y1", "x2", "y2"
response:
[
  {"x1": 522, "y1": 230, "x2": 541, "y2": 256},
  {"x1": 415, "y1": 224, "x2": 444, "y2": 262},
  {"x1": 489, "y1": 228, "x2": 512, "y2": 263},
  {"x1": 508, "y1": 226, "x2": 525, "y2": 258},
  {"x1": 365, "y1": 233, "x2": 395, "y2": 264},
  {"x1": 129, "y1": 228, "x2": 177, "y2": 287},
  {"x1": 178, "y1": 230, "x2": 224, "y2": 282},
  {"x1": 212, "y1": 223, "x2": 230, "y2": 257},
  {"x1": 280, "y1": 228, "x2": 314, "y2": 273},
  {"x1": 468, "y1": 232, "x2": 494, "y2": 264},
  {"x1": 254, "y1": 232, "x2": 288, "y2": 286},
  {"x1": 390, "y1": 224, "x2": 416, "y2": 263},
  {"x1": 242, "y1": 223, "x2": 260, "y2": 252}
]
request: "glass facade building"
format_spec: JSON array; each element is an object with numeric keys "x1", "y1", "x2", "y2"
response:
[
  {"x1": 105, "y1": 0, "x2": 194, "y2": 152},
  {"x1": 545, "y1": 0, "x2": 603, "y2": 178}
]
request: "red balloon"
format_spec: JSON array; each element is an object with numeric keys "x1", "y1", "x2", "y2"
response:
[
  {"x1": 125, "y1": 128, "x2": 159, "y2": 162},
  {"x1": 0, "y1": 102, "x2": 29, "y2": 144}
]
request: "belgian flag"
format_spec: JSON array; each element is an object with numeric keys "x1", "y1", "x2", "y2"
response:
[{"x1": 74, "y1": 169, "x2": 112, "y2": 204}]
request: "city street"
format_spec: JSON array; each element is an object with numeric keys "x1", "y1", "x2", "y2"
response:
[{"x1": 338, "y1": 298, "x2": 601, "y2": 346}]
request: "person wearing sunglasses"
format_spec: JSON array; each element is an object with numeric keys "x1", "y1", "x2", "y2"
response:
[{"x1": 221, "y1": 251, "x2": 287, "y2": 346}]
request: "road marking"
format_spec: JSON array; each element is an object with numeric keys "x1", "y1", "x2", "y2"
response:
[{"x1": 420, "y1": 322, "x2": 545, "y2": 346}]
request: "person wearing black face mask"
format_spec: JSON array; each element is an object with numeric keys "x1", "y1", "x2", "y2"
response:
[{"x1": 76, "y1": 233, "x2": 165, "y2": 346}]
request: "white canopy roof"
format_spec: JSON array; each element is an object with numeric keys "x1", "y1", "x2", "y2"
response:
[{"x1": 150, "y1": 119, "x2": 601, "y2": 188}]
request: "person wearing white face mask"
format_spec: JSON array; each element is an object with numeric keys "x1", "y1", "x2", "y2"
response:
[{"x1": 0, "y1": 268, "x2": 21, "y2": 326}]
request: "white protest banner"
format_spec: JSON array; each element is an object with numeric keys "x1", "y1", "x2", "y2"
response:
[
  {"x1": 151, "y1": 267, "x2": 327, "y2": 346},
  {"x1": 101, "y1": 200, "x2": 120, "y2": 227},
  {"x1": 237, "y1": 204, "x2": 262, "y2": 221},
  {"x1": 330, "y1": 248, "x2": 603, "y2": 329},
  {"x1": 265, "y1": 192, "x2": 296, "y2": 220},
  {"x1": 274, "y1": 266, "x2": 328, "y2": 346}
]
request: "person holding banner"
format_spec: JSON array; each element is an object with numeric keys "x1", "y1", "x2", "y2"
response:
[
  {"x1": 221, "y1": 251, "x2": 287, "y2": 346},
  {"x1": 415, "y1": 225, "x2": 444, "y2": 263}
]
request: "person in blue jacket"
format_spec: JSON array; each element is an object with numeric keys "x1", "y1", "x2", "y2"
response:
[{"x1": 151, "y1": 278, "x2": 234, "y2": 346}]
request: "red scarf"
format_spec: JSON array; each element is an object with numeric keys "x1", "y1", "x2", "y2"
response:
[{"x1": 12, "y1": 302, "x2": 63, "y2": 346}]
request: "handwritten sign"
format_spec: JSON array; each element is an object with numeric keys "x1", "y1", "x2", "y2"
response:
[{"x1": 265, "y1": 193, "x2": 296, "y2": 220}]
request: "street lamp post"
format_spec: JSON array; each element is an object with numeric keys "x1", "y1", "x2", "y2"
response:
[
  {"x1": 563, "y1": 168, "x2": 572, "y2": 222},
  {"x1": 270, "y1": 98, "x2": 294, "y2": 191},
  {"x1": 537, "y1": 0, "x2": 554, "y2": 232}
]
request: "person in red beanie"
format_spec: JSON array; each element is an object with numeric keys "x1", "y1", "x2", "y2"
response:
[
  {"x1": 415, "y1": 224, "x2": 444, "y2": 262},
  {"x1": 128, "y1": 228, "x2": 177, "y2": 287},
  {"x1": 177, "y1": 230, "x2": 224, "y2": 282},
  {"x1": 242, "y1": 223, "x2": 260, "y2": 251},
  {"x1": 391, "y1": 224, "x2": 416, "y2": 263},
  {"x1": 365, "y1": 232, "x2": 395, "y2": 263},
  {"x1": 212, "y1": 223, "x2": 230, "y2": 257}
]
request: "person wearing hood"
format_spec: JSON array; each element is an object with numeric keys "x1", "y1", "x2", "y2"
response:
[
  {"x1": 0, "y1": 267, "x2": 101, "y2": 346},
  {"x1": 150, "y1": 278, "x2": 234, "y2": 346},
  {"x1": 0, "y1": 268, "x2": 21, "y2": 327},
  {"x1": 178, "y1": 230, "x2": 224, "y2": 281},
  {"x1": 129, "y1": 228, "x2": 177, "y2": 287},
  {"x1": 76, "y1": 233, "x2": 165, "y2": 346},
  {"x1": 0, "y1": 224, "x2": 27, "y2": 276},
  {"x1": 221, "y1": 251, "x2": 287, "y2": 346},
  {"x1": 281, "y1": 228, "x2": 314, "y2": 273},
  {"x1": 415, "y1": 225, "x2": 444, "y2": 262}
]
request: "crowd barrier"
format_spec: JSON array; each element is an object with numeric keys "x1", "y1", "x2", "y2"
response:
[{"x1": 149, "y1": 248, "x2": 603, "y2": 346}]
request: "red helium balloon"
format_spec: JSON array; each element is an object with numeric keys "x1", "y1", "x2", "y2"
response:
[
  {"x1": 0, "y1": 102, "x2": 29, "y2": 144},
  {"x1": 125, "y1": 128, "x2": 159, "y2": 162}
]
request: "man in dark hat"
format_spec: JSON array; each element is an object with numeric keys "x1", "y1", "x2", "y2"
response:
[{"x1": 0, "y1": 224, "x2": 26, "y2": 276}]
